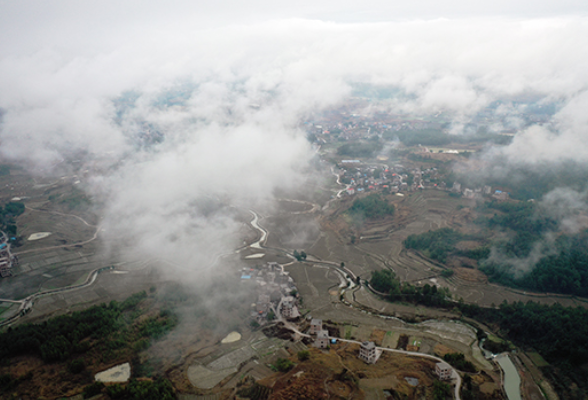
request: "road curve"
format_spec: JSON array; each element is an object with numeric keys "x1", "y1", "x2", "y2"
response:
[{"x1": 0, "y1": 265, "x2": 114, "y2": 327}]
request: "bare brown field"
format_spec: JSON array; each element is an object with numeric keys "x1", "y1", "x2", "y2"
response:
[{"x1": 263, "y1": 214, "x2": 321, "y2": 250}]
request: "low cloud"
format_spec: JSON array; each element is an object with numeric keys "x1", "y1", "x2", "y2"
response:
[{"x1": 2, "y1": 6, "x2": 588, "y2": 281}]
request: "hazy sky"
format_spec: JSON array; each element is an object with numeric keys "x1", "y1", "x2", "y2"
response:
[
  {"x1": 2, "y1": 0, "x2": 587, "y2": 55},
  {"x1": 2, "y1": 0, "x2": 588, "y2": 277}
]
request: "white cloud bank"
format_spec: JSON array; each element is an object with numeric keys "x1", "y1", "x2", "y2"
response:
[{"x1": 2, "y1": 1, "x2": 588, "y2": 277}]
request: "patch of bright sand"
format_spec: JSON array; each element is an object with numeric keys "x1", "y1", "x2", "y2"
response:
[
  {"x1": 245, "y1": 253, "x2": 265, "y2": 259},
  {"x1": 27, "y1": 232, "x2": 51, "y2": 241},
  {"x1": 95, "y1": 362, "x2": 131, "y2": 383},
  {"x1": 221, "y1": 331, "x2": 242, "y2": 344}
]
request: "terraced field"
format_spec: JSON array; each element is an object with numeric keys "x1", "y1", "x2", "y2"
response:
[{"x1": 308, "y1": 189, "x2": 588, "y2": 309}]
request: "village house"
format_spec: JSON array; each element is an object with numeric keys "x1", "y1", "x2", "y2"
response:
[
  {"x1": 358, "y1": 341, "x2": 379, "y2": 364},
  {"x1": 309, "y1": 318, "x2": 323, "y2": 335},
  {"x1": 435, "y1": 362, "x2": 453, "y2": 380},
  {"x1": 314, "y1": 330, "x2": 330, "y2": 349},
  {"x1": 281, "y1": 296, "x2": 300, "y2": 319}
]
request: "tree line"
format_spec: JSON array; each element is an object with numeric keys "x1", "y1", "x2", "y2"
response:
[{"x1": 370, "y1": 269, "x2": 451, "y2": 307}]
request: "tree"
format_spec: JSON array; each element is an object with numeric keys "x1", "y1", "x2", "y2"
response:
[
  {"x1": 433, "y1": 380, "x2": 451, "y2": 400},
  {"x1": 441, "y1": 269, "x2": 454, "y2": 278},
  {"x1": 275, "y1": 358, "x2": 294, "y2": 372},
  {"x1": 83, "y1": 382, "x2": 105, "y2": 399},
  {"x1": 293, "y1": 250, "x2": 307, "y2": 261},
  {"x1": 68, "y1": 359, "x2": 85, "y2": 374}
]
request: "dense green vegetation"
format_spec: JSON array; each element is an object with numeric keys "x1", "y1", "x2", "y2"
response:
[
  {"x1": 0, "y1": 291, "x2": 176, "y2": 363},
  {"x1": 83, "y1": 381, "x2": 105, "y2": 398},
  {"x1": 443, "y1": 353, "x2": 476, "y2": 373},
  {"x1": 103, "y1": 377, "x2": 176, "y2": 400},
  {"x1": 402, "y1": 201, "x2": 588, "y2": 297},
  {"x1": 293, "y1": 250, "x2": 307, "y2": 261},
  {"x1": 456, "y1": 160, "x2": 588, "y2": 201},
  {"x1": 383, "y1": 128, "x2": 511, "y2": 147},
  {"x1": 404, "y1": 228, "x2": 463, "y2": 263},
  {"x1": 482, "y1": 230, "x2": 588, "y2": 296},
  {"x1": 385, "y1": 129, "x2": 452, "y2": 146},
  {"x1": 457, "y1": 300, "x2": 588, "y2": 399},
  {"x1": 474, "y1": 201, "x2": 588, "y2": 296},
  {"x1": 348, "y1": 193, "x2": 394, "y2": 220},
  {"x1": 481, "y1": 201, "x2": 556, "y2": 257},
  {"x1": 274, "y1": 357, "x2": 295, "y2": 372},
  {"x1": 336, "y1": 141, "x2": 380, "y2": 158},
  {"x1": 370, "y1": 269, "x2": 451, "y2": 307},
  {"x1": 0, "y1": 291, "x2": 177, "y2": 396},
  {"x1": 433, "y1": 380, "x2": 452, "y2": 400},
  {"x1": 0, "y1": 200, "x2": 24, "y2": 237}
]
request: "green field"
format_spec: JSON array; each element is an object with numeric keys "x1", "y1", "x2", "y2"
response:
[
  {"x1": 344, "y1": 325, "x2": 353, "y2": 340},
  {"x1": 528, "y1": 352, "x2": 549, "y2": 367}
]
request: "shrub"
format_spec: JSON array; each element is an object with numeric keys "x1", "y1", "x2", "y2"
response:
[
  {"x1": 275, "y1": 358, "x2": 294, "y2": 372},
  {"x1": 68, "y1": 359, "x2": 85, "y2": 374},
  {"x1": 83, "y1": 382, "x2": 105, "y2": 398}
]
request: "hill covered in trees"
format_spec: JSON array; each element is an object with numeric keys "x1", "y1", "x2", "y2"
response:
[
  {"x1": 0, "y1": 291, "x2": 178, "y2": 398},
  {"x1": 402, "y1": 200, "x2": 588, "y2": 297},
  {"x1": 348, "y1": 193, "x2": 395, "y2": 220},
  {"x1": 403, "y1": 228, "x2": 463, "y2": 263}
]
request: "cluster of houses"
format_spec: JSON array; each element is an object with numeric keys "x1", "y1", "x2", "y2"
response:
[
  {"x1": 242, "y1": 262, "x2": 300, "y2": 324},
  {"x1": 306, "y1": 97, "x2": 553, "y2": 147},
  {"x1": 452, "y1": 182, "x2": 510, "y2": 201},
  {"x1": 338, "y1": 163, "x2": 446, "y2": 196},
  {"x1": 308, "y1": 320, "x2": 452, "y2": 381},
  {"x1": 308, "y1": 318, "x2": 385, "y2": 365},
  {"x1": 0, "y1": 233, "x2": 17, "y2": 278},
  {"x1": 304, "y1": 103, "x2": 444, "y2": 145},
  {"x1": 337, "y1": 159, "x2": 512, "y2": 201},
  {"x1": 246, "y1": 263, "x2": 456, "y2": 382}
]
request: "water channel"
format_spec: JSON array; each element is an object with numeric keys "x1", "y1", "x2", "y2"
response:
[{"x1": 495, "y1": 354, "x2": 522, "y2": 400}]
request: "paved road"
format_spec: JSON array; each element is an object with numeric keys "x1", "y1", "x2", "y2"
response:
[
  {"x1": 274, "y1": 292, "x2": 462, "y2": 400},
  {"x1": 0, "y1": 265, "x2": 113, "y2": 327}
]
